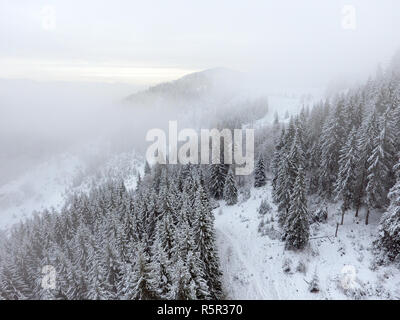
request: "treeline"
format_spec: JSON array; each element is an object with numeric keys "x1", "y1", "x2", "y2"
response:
[
  {"x1": 0, "y1": 163, "x2": 225, "y2": 300},
  {"x1": 271, "y1": 55, "x2": 400, "y2": 261}
]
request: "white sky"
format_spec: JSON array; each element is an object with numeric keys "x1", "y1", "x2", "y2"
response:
[{"x1": 1, "y1": 0, "x2": 400, "y2": 86}]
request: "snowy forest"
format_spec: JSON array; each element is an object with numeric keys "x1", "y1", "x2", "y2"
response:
[
  {"x1": 271, "y1": 57, "x2": 400, "y2": 259},
  {"x1": 1, "y1": 52, "x2": 400, "y2": 299},
  {"x1": 0, "y1": 162, "x2": 224, "y2": 299},
  {"x1": 2, "y1": 0, "x2": 400, "y2": 300}
]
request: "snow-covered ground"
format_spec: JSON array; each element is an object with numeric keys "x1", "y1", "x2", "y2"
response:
[
  {"x1": 251, "y1": 91, "x2": 323, "y2": 128},
  {"x1": 215, "y1": 183, "x2": 400, "y2": 300}
]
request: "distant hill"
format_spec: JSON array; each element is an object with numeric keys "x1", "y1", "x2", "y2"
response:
[{"x1": 125, "y1": 67, "x2": 245, "y2": 107}]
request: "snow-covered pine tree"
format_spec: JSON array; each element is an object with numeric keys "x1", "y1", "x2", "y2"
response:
[
  {"x1": 118, "y1": 261, "x2": 136, "y2": 300},
  {"x1": 149, "y1": 234, "x2": 173, "y2": 299},
  {"x1": 223, "y1": 166, "x2": 238, "y2": 205},
  {"x1": 354, "y1": 110, "x2": 380, "y2": 217},
  {"x1": 185, "y1": 251, "x2": 210, "y2": 299},
  {"x1": 193, "y1": 184, "x2": 223, "y2": 299},
  {"x1": 168, "y1": 257, "x2": 197, "y2": 300},
  {"x1": 365, "y1": 111, "x2": 396, "y2": 223},
  {"x1": 132, "y1": 242, "x2": 158, "y2": 300},
  {"x1": 273, "y1": 111, "x2": 280, "y2": 130},
  {"x1": 144, "y1": 161, "x2": 151, "y2": 176},
  {"x1": 182, "y1": 167, "x2": 198, "y2": 208},
  {"x1": 318, "y1": 97, "x2": 347, "y2": 198},
  {"x1": 254, "y1": 156, "x2": 267, "y2": 187},
  {"x1": 174, "y1": 218, "x2": 210, "y2": 299},
  {"x1": 209, "y1": 164, "x2": 227, "y2": 200},
  {"x1": 275, "y1": 154, "x2": 292, "y2": 226},
  {"x1": 284, "y1": 110, "x2": 290, "y2": 119},
  {"x1": 374, "y1": 158, "x2": 400, "y2": 263},
  {"x1": 155, "y1": 211, "x2": 176, "y2": 262},
  {"x1": 86, "y1": 246, "x2": 111, "y2": 300},
  {"x1": 276, "y1": 128, "x2": 305, "y2": 227},
  {"x1": 168, "y1": 178, "x2": 182, "y2": 217},
  {"x1": 334, "y1": 127, "x2": 359, "y2": 223},
  {"x1": 308, "y1": 270, "x2": 320, "y2": 293},
  {"x1": 284, "y1": 167, "x2": 309, "y2": 250},
  {"x1": 135, "y1": 173, "x2": 142, "y2": 191},
  {"x1": 272, "y1": 128, "x2": 285, "y2": 202}
]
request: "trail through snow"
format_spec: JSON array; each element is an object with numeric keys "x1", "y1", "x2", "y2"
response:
[{"x1": 214, "y1": 183, "x2": 400, "y2": 300}]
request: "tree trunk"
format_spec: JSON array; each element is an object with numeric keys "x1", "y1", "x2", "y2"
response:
[
  {"x1": 355, "y1": 171, "x2": 366, "y2": 217},
  {"x1": 340, "y1": 207, "x2": 345, "y2": 225},
  {"x1": 365, "y1": 208, "x2": 370, "y2": 225},
  {"x1": 335, "y1": 223, "x2": 339, "y2": 237}
]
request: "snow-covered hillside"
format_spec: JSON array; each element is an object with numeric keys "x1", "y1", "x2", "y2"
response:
[
  {"x1": 0, "y1": 148, "x2": 143, "y2": 230},
  {"x1": 215, "y1": 183, "x2": 400, "y2": 300}
]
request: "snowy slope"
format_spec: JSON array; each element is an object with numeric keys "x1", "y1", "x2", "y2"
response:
[
  {"x1": 251, "y1": 91, "x2": 322, "y2": 128},
  {"x1": 0, "y1": 147, "x2": 143, "y2": 230},
  {"x1": 215, "y1": 183, "x2": 400, "y2": 300},
  {"x1": 0, "y1": 153, "x2": 83, "y2": 229}
]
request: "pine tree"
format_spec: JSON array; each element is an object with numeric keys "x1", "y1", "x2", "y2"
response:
[
  {"x1": 334, "y1": 127, "x2": 359, "y2": 223},
  {"x1": 276, "y1": 154, "x2": 293, "y2": 226},
  {"x1": 365, "y1": 111, "x2": 396, "y2": 223},
  {"x1": 193, "y1": 185, "x2": 223, "y2": 299},
  {"x1": 223, "y1": 166, "x2": 238, "y2": 205},
  {"x1": 284, "y1": 110, "x2": 290, "y2": 119},
  {"x1": 319, "y1": 98, "x2": 347, "y2": 198},
  {"x1": 284, "y1": 167, "x2": 309, "y2": 250},
  {"x1": 273, "y1": 111, "x2": 280, "y2": 129},
  {"x1": 185, "y1": 251, "x2": 210, "y2": 299},
  {"x1": 149, "y1": 235, "x2": 173, "y2": 299},
  {"x1": 132, "y1": 242, "x2": 157, "y2": 300},
  {"x1": 374, "y1": 158, "x2": 400, "y2": 263},
  {"x1": 155, "y1": 212, "x2": 176, "y2": 262},
  {"x1": 272, "y1": 128, "x2": 286, "y2": 201},
  {"x1": 86, "y1": 245, "x2": 112, "y2": 300},
  {"x1": 209, "y1": 164, "x2": 227, "y2": 200},
  {"x1": 308, "y1": 270, "x2": 320, "y2": 293},
  {"x1": 254, "y1": 157, "x2": 267, "y2": 187},
  {"x1": 174, "y1": 219, "x2": 210, "y2": 299},
  {"x1": 118, "y1": 261, "x2": 136, "y2": 300},
  {"x1": 144, "y1": 161, "x2": 151, "y2": 176},
  {"x1": 168, "y1": 258, "x2": 197, "y2": 300},
  {"x1": 276, "y1": 129, "x2": 304, "y2": 227},
  {"x1": 354, "y1": 110, "x2": 380, "y2": 217}
]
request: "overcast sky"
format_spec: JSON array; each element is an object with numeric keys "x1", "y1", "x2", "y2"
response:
[{"x1": 1, "y1": 0, "x2": 400, "y2": 86}]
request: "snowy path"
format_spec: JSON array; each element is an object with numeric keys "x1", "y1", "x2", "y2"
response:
[
  {"x1": 215, "y1": 186, "x2": 283, "y2": 299},
  {"x1": 214, "y1": 184, "x2": 400, "y2": 300},
  {"x1": 217, "y1": 228, "x2": 278, "y2": 299}
]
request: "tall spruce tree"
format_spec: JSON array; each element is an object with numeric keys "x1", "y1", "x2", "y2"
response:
[
  {"x1": 144, "y1": 161, "x2": 151, "y2": 176},
  {"x1": 209, "y1": 164, "x2": 227, "y2": 200},
  {"x1": 334, "y1": 127, "x2": 359, "y2": 223},
  {"x1": 374, "y1": 158, "x2": 400, "y2": 263},
  {"x1": 354, "y1": 110, "x2": 380, "y2": 217},
  {"x1": 254, "y1": 157, "x2": 267, "y2": 187},
  {"x1": 365, "y1": 112, "x2": 395, "y2": 223},
  {"x1": 132, "y1": 242, "x2": 158, "y2": 300},
  {"x1": 223, "y1": 166, "x2": 238, "y2": 205},
  {"x1": 193, "y1": 185, "x2": 223, "y2": 299},
  {"x1": 284, "y1": 167, "x2": 309, "y2": 250},
  {"x1": 319, "y1": 98, "x2": 347, "y2": 198}
]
